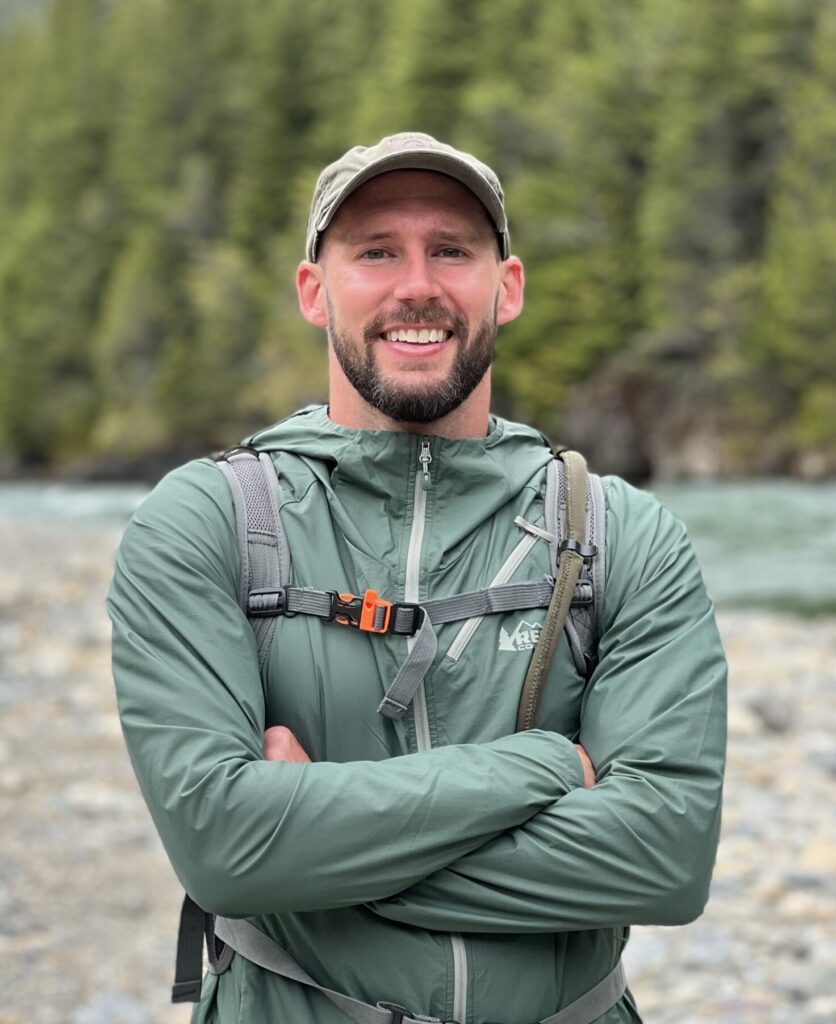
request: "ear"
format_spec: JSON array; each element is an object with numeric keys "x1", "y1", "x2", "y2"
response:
[
  {"x1": 496, "y1": 256, "x2": 525, "y2": 327},
  {"x1": 297, "y1": 261, "x2": 328, "y2": 328}
]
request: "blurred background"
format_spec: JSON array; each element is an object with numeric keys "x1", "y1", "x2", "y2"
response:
[{"x1": 0, "y1": 1, "x2": 834, "y2": 1023}]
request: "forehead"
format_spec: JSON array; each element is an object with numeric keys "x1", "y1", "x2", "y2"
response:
[{"x1": 326, "y1": 170, "x2": 495, "y2": 241}]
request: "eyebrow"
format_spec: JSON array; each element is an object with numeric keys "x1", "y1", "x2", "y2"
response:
[{"x1": 341, "y1": 228, "x2": 487, "y2": 247}]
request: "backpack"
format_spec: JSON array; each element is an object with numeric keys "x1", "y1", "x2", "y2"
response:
[{"x1": 171, "y1": 445, "x2": 607, "y2": 1006}]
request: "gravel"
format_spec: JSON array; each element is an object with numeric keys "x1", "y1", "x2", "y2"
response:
[{"x1": 1, "y1": 523, "x2": 833, "y2": 1023}]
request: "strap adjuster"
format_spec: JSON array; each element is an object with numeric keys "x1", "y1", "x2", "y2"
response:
[
  {"x1": 171, "y1": 979, "x2": 203, "y2": 1003},
  {"x1": 248, "y1": 587, "x2": 291, "y2": 618},
  {"x1": 558, "y1": 538, "x2": 598, "y2": 561},
  {"x1": 376, "y1": 1001, "x2": 460, "y2": 1024},
  {"x1": 377, "y1": 1003, "x2": 407, "y2": 1024}
]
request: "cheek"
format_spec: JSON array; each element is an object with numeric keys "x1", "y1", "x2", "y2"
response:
[
  {"x1": 328, "y1": 275, "x2": 390, "y2": 324},
  {"x1": 458, "y1": 287, "x2": 500, "y2": 328}
]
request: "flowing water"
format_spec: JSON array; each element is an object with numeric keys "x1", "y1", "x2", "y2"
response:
[
  {"x1": 653, "y1": 479, "x2": 836, "y2": 615},
  {"x1": 1, "y1": 477, "x2": 833, "y2": 613}
]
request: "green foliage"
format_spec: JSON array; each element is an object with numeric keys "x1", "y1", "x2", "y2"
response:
[
  {"x1": 0, "y1": 0, "x2": 834, "y2": 476},
  {"x1": 752, "y1": 2, "x2": 836, "y2": 457}
]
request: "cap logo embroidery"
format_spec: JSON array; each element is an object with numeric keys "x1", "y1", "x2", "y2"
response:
[{"x1": 388, "y1": 137, "x2": 432, "y2": 152}]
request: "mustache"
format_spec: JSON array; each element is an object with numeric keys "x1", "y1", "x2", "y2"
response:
[{"x1": 364, "y1": 304, "x2": 468, "y2": 343}]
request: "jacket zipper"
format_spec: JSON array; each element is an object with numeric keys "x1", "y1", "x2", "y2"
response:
[
  {"x1": 419, "y1": 440, "x2": 433, "y2": 491},
  {"x1": 404, "y1": 439, "x2": 468, "y2": 1024},
  {"x1": 406, "y1": 442, "x2": 432, "y2": 752}
]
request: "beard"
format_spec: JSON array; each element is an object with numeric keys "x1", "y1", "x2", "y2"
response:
[{"x1": 327, "y1": 300, "x2": 498, "y2": 424}]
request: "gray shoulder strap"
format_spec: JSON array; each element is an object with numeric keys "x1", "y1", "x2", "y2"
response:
[
  {"x1": 215, "y1": 917, "x2": 443, "y2": 1024},
  {"x1": 217, "y1": 449, "x2": 291, "y2": 671},
  {"x1": 588, "y1": 470, "x2": 606, "y2": 646},
  {"x1": 544, "y1": 456, "x2": 606, "y2": 679}
]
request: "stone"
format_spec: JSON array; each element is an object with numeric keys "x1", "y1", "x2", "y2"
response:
[
  {"x1": 4, "y1": 519, "x2": 836, "y2": 1024},
  {"x1": 71, "y1": 991, "x2": 151, "y2": 1024},
  {"x1": 807, "y1": 996, "x2": 836, "y2": 1021},
  {"x1": 747, "y1": 692, "x2": 795, "y2": 733}
]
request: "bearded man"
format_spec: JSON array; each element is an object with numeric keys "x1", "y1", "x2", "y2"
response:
[{"x1": 109, "y1": 133, "x2": 727, "y2": 1024}]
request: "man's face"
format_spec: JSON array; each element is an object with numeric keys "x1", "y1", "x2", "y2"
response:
[{"x1": 303, "y1": 170, "x2": 522, "y2": 425}]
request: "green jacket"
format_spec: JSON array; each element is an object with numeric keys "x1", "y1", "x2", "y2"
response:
[{"x1": 108, "y1": 406, "x2": 727, "y2": 1024}]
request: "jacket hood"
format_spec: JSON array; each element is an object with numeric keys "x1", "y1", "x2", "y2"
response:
[{"x1": 244, "y1": 405, "x2": 556, "y2": 533}]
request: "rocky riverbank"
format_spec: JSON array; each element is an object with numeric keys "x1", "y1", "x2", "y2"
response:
[{"x1": 0, "y1": 522, "x2": 834, "y2": 1024}]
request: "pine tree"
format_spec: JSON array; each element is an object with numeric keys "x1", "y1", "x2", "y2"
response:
[{"x1": 753, "y1": 1, "x2": 836, "y2": 468}]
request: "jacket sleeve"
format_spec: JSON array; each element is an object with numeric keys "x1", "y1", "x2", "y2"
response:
[
  {"x1": 108, "y1": 460, "x2": 586, "y2": 919},
  {"x1": 369, "y1": 480, "x2": 727, "y2": 933}
]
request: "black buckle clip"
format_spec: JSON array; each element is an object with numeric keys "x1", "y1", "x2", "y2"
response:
[
  {"x1": 329, "y1": 591, "x2": 375, "y2": 630},
  {"x1": 377, "y1": 1003, "x2": 408, "y2": 1024},
  {"x1": 558, "y1": 538, "x2": 598, "y2": 561},
  {"x1": 248, "y1": 587, "x2": 291, "y2": 618}
]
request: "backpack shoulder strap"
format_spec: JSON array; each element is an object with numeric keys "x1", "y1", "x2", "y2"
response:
[
  {"x1": 216, "y1": 447, "x2": 291, "y2": 671},
  {"x1": 587, "y1": 469, "x2": 606, "y2": 650},
  {"x1": 517, "y1": 450, "x2": 592, "y2": 729},
  {"x1": 518, "y1": 450, "x2": 606, "y2": 723},
  {"x1": 172, "y1": 446, "x2": 291, "y2": 1004},
  {"x1": 552, "y1": 451, "x2": 606, "y2": 678}
]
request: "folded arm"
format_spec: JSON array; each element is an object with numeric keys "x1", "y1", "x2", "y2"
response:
[
  {"x1": 108, "y1": 460, "x2": 586, "y2": 919},
  {"x1": 369, "y1": 482, "x2": 727, "y2": 933}
]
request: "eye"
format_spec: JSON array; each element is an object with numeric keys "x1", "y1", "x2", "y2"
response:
[
  {"x1": 359, "y1": 248, "x2": 390, "y2": 260},
  {"x1": 437, "y1": 246, "x2": 468, "y2": 259}
]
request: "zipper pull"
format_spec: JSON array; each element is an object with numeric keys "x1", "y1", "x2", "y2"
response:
[{"x1": 418, "y1": 440, "x2": 433, "y2": 491}]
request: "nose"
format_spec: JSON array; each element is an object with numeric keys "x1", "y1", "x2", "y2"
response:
[{"x1": 392, "y1": 253, "x2": 440, "y2": 306}]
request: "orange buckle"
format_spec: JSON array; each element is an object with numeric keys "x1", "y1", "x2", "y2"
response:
[{"x1": 335, "y1": 590, "x2": 392, "y2": 634}]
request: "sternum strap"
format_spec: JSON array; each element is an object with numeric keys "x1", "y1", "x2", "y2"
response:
[{"x1": 377, "y1": 578, "x2": 556, "y2": 720}]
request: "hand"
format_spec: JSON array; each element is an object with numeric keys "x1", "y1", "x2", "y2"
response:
[
  {"x1": 264, "y1": 725, "x2": 311, "y2": 763},
  {"x1": 574, "y1": 744, "x2": 596, "y2": 789}
]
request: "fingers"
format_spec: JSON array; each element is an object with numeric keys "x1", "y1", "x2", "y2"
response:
[
  {"x1": 263, "y1": 725, "x2": 312, "y2": 763},
  {"x1": 574, "y1": 743, "x2": 596, "y2": 789}
]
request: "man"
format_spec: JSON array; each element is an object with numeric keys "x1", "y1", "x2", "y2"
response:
[{"x1": 108, "y1": 133, "x2": 727, "y2": 1024}]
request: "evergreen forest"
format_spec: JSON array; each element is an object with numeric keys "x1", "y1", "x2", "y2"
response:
[{"x1": 1, "y1": 0, "x2": 834, "y2": 480}]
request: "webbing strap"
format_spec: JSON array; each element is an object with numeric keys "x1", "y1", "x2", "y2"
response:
[
  {"x1": 214, "y1": 917, "x2": 626, "y2": 1024},
  {"x1": 377, "y1": 612, "x2": 437, "y2": 719},
  {"x1": 218, "y1": 449, "x2": 291, "y2": 670},
  {"x1": 214, "y1": 918, "x2": 446, "y2": 1024},
  {"x1": 541, "y1": 962, "x2": 627, "y2": 1024},
  {"x1": 588, "y1": 471, "x2": 606, "y2": 648},
  {"x1": 251, "y1": 577, "x2": 559, "y2": 635},
  {"x1": 171, "y1": 894, "x2": 206, "y2": 1003},
  {"x1": 377, "y1": 578, "x2": 561, "y2": 719},
  {"x1": 422, "y1": 577, "x2": 555, "y2": 624},
  {"x1": 516, "y1": 451, "x2": 589, "y2": 731},
  {"x1": 287, "y1": 589, "x2": 335, "y2": 617}
]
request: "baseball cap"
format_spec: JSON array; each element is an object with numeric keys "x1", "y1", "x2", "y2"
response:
[{"x1": 306, "y1": 131, "x2": 510, "y2": 262}]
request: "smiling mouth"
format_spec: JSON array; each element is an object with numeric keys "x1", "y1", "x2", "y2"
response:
[{"x1": 381, "y1": 328, "x2": 453, "y2": 345}]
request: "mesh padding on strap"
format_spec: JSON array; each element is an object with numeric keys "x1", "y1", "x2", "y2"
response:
[
  {"x1": 545, "y1": 456, "x2": 604, "y2": 680},
  {"x1": 231, "y1": 455, "x2": 280, "y2": 535},
  {"x1": 219, "y1": 450, "x2": 290, "y2": 670}
]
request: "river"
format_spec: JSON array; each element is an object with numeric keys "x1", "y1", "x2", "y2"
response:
[{"x1": 1, "y1": 477, "x2": 834, "y2": 613}]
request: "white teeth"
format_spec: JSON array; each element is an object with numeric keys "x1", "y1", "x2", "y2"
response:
[{"x1": 383, "y1": 328, "x2": 450, "y2": 344}]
